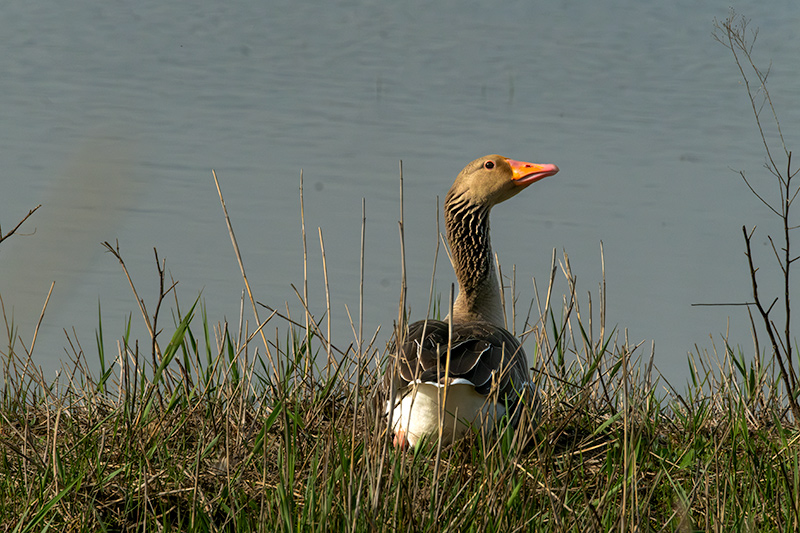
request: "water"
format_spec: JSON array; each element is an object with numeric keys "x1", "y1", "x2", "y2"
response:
[{"x1": 1, "y1": 0, "x2": 798, "y2": 387}]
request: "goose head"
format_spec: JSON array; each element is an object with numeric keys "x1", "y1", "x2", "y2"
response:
[{"x1": 447, "y1": 155, "x2": 559, "y2": 208}]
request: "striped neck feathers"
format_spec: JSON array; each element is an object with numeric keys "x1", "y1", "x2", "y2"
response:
[{"x1": 444, "y1": 190, "x2": 504, "y2": 327}]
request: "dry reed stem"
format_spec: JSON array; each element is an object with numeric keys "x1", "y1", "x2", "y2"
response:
[
  {"x1": 26, "y1": 281, "x2": 55, "y2": 359},
  {"x1": 318, "y1": 228, "x2": 333, "y2": 380},
  {"x1": 212, "y1": 169, "x2": 279, "y2": 384}
]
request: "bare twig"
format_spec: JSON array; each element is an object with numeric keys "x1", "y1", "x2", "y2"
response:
[
  {"x1": 0, "y1": 205, "x2": 41, "y2": 245},
  {"x1": 714, "y1": 11, "x2": 800, "y2": 421},
  {"x1": 742, "y1": 226, "x2": 799, "y2": 419},
  {"x1": 102, "y1": 240, "x2": 161, "y2": 362}
]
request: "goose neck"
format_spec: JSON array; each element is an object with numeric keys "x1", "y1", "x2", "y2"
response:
[{"x1": 444, "y1": 193, "x2": 504, "y2": 327}]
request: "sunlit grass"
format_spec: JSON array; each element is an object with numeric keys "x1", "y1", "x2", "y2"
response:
[{"x1": 2, "y1": 226, "x2": 799, "y2": 531}]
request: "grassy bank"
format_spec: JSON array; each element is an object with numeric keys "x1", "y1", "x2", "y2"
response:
[
  {"x1": 2, "y1": 12, "x2": 799, "y2": 532},
  {"x1": 2, "y1": 242, "x2": 797, "y2": 532},
  {"x1": 2, "y1": 241, "x2": 796, "y2": 532}
]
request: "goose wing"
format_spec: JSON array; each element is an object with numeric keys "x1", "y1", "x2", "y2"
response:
[{"x1": 388, "y1": 319, "x2": 530, "y2": 411}]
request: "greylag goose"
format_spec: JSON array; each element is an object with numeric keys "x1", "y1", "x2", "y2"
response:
[{"x1": 385, "y1": 154, "x2": 559, "y2": 449}]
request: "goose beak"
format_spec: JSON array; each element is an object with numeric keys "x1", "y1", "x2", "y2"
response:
[{"x1": 506, "y1": 158, "x2": 559, "y2": 186}]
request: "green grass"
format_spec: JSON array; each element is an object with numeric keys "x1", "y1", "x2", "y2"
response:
[{"x1": 1, "y1": 242, "x2": 799, "y2": 532}]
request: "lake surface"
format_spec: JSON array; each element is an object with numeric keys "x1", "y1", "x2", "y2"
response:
[{"x1": 1, "y1": 0, "x2": 799, "y2": 387}]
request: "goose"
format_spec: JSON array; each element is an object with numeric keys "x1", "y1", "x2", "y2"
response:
[{"x1": 385, "y1": 154, "x2": 559, "y2": 449}]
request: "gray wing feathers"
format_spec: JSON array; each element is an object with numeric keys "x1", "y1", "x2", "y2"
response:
[{"x1": 387, "y1": 319, "x2": 531, "y2": 417}]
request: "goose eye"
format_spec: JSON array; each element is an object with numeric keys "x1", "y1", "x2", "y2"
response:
[{"x1": 483, "y1": 160, "x2": 495, "y2": 170}]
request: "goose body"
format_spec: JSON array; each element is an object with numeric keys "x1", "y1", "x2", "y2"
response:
[{"x1": 386, "y1": 155, "x2": 559, "y2": 448}]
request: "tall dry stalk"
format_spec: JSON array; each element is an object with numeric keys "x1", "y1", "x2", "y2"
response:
[{"x1": 212, "y1": 169, "x2": 279, "y2": 383}]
